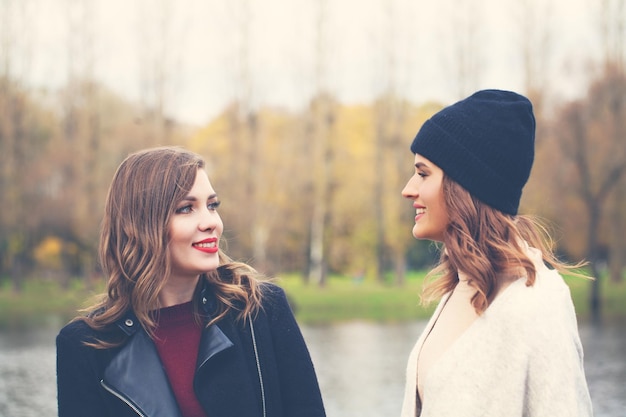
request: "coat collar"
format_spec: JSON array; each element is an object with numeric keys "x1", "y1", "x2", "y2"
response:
[
  {"x1": 113, "y1": 278, "x2": 218, "y2": 337},
  {"x1": 105, "y1": 281, "x2": 234, "y2": 416},
  {"x1": 102, "y1": 328, "x2": 182, "y2": 417}
]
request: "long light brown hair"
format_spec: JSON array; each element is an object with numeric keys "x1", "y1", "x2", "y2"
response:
[
  {"x1": 421, "y1": 175, "x2": 586, "y2": 314},
  {"x1": 80, "y1": 146, "x2": 263, "y2": 347}
]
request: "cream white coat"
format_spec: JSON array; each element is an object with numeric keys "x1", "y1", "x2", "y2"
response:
[{"x1": 401, "y1": 246, "x2": 593, "y2": 417}]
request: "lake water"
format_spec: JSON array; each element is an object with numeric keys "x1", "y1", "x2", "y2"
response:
[{"x1": 0, "y1": 319, "x2": 624, "y2": 417}]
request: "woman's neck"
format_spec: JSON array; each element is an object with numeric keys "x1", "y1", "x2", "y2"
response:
[{"x1": 158, "y1": 275, "x2": 200, "y2": 307}]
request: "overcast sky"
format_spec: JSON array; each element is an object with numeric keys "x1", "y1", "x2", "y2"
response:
[{"x1": 6, "y1": 0, "x2": 602, "y2": 125}]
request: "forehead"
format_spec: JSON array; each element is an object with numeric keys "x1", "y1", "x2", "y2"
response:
[{"x1": 188, "y1": 169, "x2": 216, "y2": 193}]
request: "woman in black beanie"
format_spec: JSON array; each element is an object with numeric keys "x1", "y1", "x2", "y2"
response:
[{"x1": 400, "y1": 90, "x2": 593, "y2": 417}]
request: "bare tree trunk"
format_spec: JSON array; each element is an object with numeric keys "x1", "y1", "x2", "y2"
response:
[
  {"x1": 231, "y1": 0, "x2": 269, "y2": 271},
  {"x1": 447, "y1": 0, "x2": 484, "y2": 98},
  {"x1": 9, "y1": 92, "x2": 26, "y2": 292},
  {"x1": 559, "y1": 68, "x2": 626, "y2": 322},
  {"x1": 308, "y1": 186, "x2": 328, "y2": 286},
  {"x1": 587, "y1": 203, "x2": 602, "y2": 324},
  {"x1": 135, "y1": 0, "x2": 183, "y2": 145},
  {"x1": 307, "y1": 97, "x2": 334, "y2": 287},
  {"x1": 391, "y1": 128, "x2": 409, "y2": 287},
  {"x1": 62, "y1": 0, "x2": 102, "y2": 287},
  {"x1": 373, "y1": 0, "x2": 412, "y2": 285},
  {"x1": 599, "y1": 0, "x2": 626, "y2": 71},
  {"x1": 516, "y1": 0, "x2": 553, "y2": 117},
  {"x1": 1, "y1": 0, "x2": 34, "y2": 290},
  {"x1": 609, "y1": 186, "x2": 625, "y2": 283},
  {"x1": 373, "y1": 115, "x2": 387, "y2": 283},
  {"x1": 248, "y1": 112, "x2": 269, "y2": 272},
  {"x1": 306, "y1": 0, "x2": 333, "y2": 287}
]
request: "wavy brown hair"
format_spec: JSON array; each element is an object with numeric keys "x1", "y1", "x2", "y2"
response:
[
  {"x1": 421, "y1": 175, "x2": 586, "y2": 314},
  {"x1": 79, "y1": 146, "x2": 263, "y2": 347}
]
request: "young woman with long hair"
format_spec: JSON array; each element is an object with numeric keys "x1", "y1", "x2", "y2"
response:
[
  {"x1": 56, "y1": 146, "x2": 326, "y2": 417},
  {"x1": 400, "y1": 90, "x2": 593, "y2": 417}
]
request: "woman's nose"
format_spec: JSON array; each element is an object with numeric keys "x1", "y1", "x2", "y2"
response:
[
  {"x1": 402, "y1": 175, "x2": 418, "y2": 199},
  {"x1": 199, "y1": 208, "x2": 219, "y2": 231}
]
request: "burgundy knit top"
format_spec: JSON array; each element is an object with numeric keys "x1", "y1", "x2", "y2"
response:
[{"x1": 153, "y1": 301, "x2": 208, "y2": 417}]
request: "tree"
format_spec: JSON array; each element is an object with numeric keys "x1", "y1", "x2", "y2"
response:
[
  {"x1": 0, "y1": 0, "x2": 37, "y2": 290},
  {"x1": 598, "y1": 0, "x2": 626, "y2": 285},
  {"x1": 305, "y1": 93, "x2": 336, "y2": 286},
  {"x1": 598, "y1": 0, "x2": 626, "y2": 72},
  {"x1": 552, "y1": 64, "x2": 626, "y2": 322},
  {"x1": 60, "y1": 0, "x2": 101, "y2": 285},
  {"x1": 304, "y1": 0, "x2": 336, "y2": 287},
  {"x1": 370, "y1": 0, "x2": 418, "y2": 285},
  {"x1": 515, "y1": 0, "x2": 554, "y2": 118},
  {"x1": 443, "y1": 0, "x2": 484, "y2": 98},
  {"x1": 135, "y1": 0, "x2": 185, "y2": 145}
]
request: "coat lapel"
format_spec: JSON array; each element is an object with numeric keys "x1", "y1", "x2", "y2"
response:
[
  {"x1": 196, "y1": 322, "x2": 235, "y2": 370},
  {"x1": 194, "y1": 316, "x2": 265, "y2": 416},
  {"x1": 102, "y1": 329, "x2": 182, "y2": 417}
]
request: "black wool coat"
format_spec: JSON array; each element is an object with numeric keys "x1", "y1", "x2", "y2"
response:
[{"x1": 56, "y1": 283, "x2": 326, "y2": 417}]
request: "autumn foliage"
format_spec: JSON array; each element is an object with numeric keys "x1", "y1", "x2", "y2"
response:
[{"x1": 1, "y1": 68, "x2": 625, "y2": 295}]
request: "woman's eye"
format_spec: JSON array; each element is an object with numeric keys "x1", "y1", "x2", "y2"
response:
[
  {"x1": 175, "y1": 205, "x2": 193, "y2": 214},
  {"x1": 208, "y1": 201, "x2": 221, "y2": 211},
  {"x1": 418, "y1": 172, "x2": 427, "y2": 178}
]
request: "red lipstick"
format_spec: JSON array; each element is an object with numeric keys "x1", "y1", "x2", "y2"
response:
[{"x1": 192, "y1": 238, "x2": 219, "y2": 254}]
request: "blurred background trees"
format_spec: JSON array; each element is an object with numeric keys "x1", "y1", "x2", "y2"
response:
[{"x1": 0, "y1": 0, "x2": 625, "y2": 319}]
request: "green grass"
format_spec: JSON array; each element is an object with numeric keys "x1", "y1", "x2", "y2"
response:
[
  {"x1": 0, "y1": 278, "x2": 102, "y2": 329},
  {"x1": 275, "y1": 271, "x2": 436, "y2": 324},
  {"x1": 0, "y1": 271, "x2": 625, "y2": 329},
  {"x1": 276, "y1": 271, "x2": 626, "y2": 325},
  {"x1": 565, "y1": 273, "x2": 626, "y2": 322}
]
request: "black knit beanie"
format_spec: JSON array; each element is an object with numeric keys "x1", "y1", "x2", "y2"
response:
[{"x1": 410, "y1": 89, "x2": 535, "y2": 215}]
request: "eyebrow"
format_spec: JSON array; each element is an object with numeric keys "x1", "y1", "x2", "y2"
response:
[
  {"x1": 415, "y1": 162, "x2": 430, "y2": 169},
  {"x1": 180, "y1": 193, "x2": 218, "y2": 202}
]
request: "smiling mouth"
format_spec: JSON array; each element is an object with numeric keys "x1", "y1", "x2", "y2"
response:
[
  {"x1": 192, "y1": 239, "x2": 218, "y2": 253},
  {"x1": 193, "y1": 242, "x2": 217, "y2": 249}
]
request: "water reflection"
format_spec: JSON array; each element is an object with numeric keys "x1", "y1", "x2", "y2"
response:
[
  {"x1": 0, "y1": 327, "x2": 58, "y2": 417},
  {"x1": 579, "y1": 321, "x2": 626, "y2": 417},
  {"x1": 302, "y1": 321, "x2": 425, "y2": 417},
  {"x1": 0, "y1": 320, "x2": 624, "y2": 417}
]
